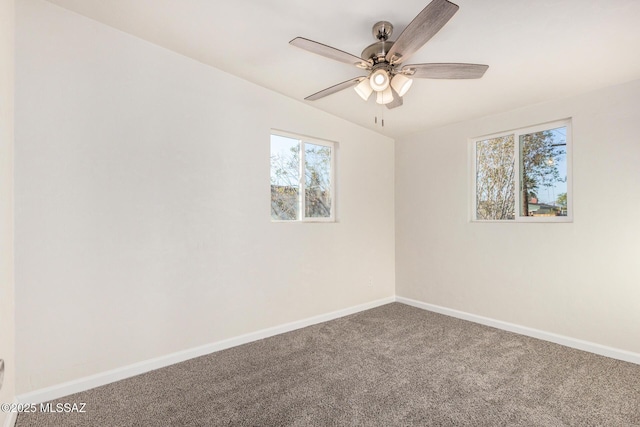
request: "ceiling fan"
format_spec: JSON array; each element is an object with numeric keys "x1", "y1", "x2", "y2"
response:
[{"x1": 290, "y1": 0, "x2": 488, "y2": 109}]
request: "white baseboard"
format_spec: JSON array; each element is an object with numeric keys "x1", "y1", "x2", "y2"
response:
[
  {"x1": 17, "y1": 294, "x2": 637, "y2": 406},
  {"x1": 396, "y1": 296, "x2": 640, "y2": 365},
  {"x1": 17, "y1": 296, "x2": 395, "y2": 405},
  {"x1": 2, "y1": 409, "x2": 17, "y2": 427}
]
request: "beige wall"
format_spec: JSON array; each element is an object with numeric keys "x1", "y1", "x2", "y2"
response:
[
  {"x1": 0, "y1": 0, "x2": 15, "y2": 424},
  {"x1": 396, "y1": 79, "x2": 640, "y2": 354},
  {"x1": 15, "y1": 0, "x2": 395, "y2": 392}
]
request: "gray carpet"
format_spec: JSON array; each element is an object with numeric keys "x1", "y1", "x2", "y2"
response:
[{"x1": 16, "y1": 303, "x2": 640, "y2": 426}]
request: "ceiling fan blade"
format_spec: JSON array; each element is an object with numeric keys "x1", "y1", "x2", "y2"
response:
[
  {"x1": 290, "y1": 37, "x2": 370, "y2": 69},
  {"x1": 386, "y1": 87, "x2": 403, "y2": 109},
  {"x1": 385, "y1": 0, "x2": 459, "y2": 65},
  {"x1": 305, "y1": 77, "x2": 366, "y2": 101},
  {"x1": 402, "y1": 63, "x2": 489, "y2": 79}
]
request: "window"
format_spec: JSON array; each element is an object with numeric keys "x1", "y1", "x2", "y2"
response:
[
  {"x1": 472, "y1": 119, "x2": 571, "y2": 222},
  {"x1": 270, "y1": 131, "x2": 335, "y2": 222}
]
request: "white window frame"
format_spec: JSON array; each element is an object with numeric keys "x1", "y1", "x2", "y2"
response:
[
  {"x1": 270, "y1": 129, "x2": 337, "y2": 223},
  {"x1": 470, "y1": 118, "x2": 572, "y2": 223}
]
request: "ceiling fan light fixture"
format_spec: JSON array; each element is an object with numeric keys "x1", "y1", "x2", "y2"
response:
[
  {"x1": 376, "y1": 86, "x2": 394, "y2": 105},
  {"x1": 391, "y1": 74, "x2": 413, "y2": 97},
  {"x1": 354, "y1": 78, "x2": 373, "y2": 101},
  {"x1": 370, "y1": 69, "x2": 390, "y2": 91}
]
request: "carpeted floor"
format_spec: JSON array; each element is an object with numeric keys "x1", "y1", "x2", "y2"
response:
[{"x1": 15, "y1": 303, "x2": 640, "y2": 426}]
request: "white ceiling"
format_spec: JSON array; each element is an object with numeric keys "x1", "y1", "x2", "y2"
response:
[{"x1": 45, "y1": 0, "x2": 640, "y2": 139}]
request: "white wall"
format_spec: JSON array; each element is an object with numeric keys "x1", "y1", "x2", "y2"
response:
[
  {"x1": 15, "y1": 0, "x2": 395, "y2": 393},
  {"x1": 396, "y1": 79, "x2": 640, "y2": 355},
  {"x1": 0, "y1": 0, "x2": 15, "y2": 423},
  {"x1": 0, "y1": 0, "x2": 15, "y2": 424}
]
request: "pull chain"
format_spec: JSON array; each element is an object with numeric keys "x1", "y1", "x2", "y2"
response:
[{"x1": 374, "y1": 104, "x2": 385, "y2": 127}]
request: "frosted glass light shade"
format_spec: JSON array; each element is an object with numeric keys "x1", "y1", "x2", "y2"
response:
[
  {"x1": 375, "y1": 87, "x2": 394, "y2": 105},
  {"x1": 391, "y1": 74, "x2": 413, "y2": 97},
  {"x1": 369, "y1": 69, "x2": 390, "y2": 91},
  {"x1": 354, "y1": 78, "x2": 373, "y2": 101}
]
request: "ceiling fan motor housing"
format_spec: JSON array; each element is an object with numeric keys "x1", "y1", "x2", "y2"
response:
[{"x1": 361, "y1": 41, "x2": 394, "y2": 65}]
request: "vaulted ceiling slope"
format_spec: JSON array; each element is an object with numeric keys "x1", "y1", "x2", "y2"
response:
[{"x1": 45, "y1": 0, "x2": 640, "y2": 138}]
